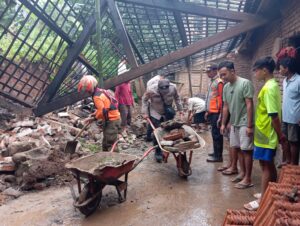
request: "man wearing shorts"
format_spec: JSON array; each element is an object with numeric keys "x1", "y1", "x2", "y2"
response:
[
  {"x1": 277, "y1": 49, "x2": 300, "y2": 165},
  {"x1": 244, "y1": 57, "x2": 287, "y2": 211},
  {"x1": 220, "y1": 61, "x2": 255, "y2": 189}
]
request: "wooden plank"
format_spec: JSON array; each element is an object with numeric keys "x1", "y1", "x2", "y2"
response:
[
  {"x1": 38, "y1": 16, "x2": 96, "y2": 104},
  {"x1": 108, "y1": 0, "x2": 138, "y2": 67},
  {"x1": 104, "y1": 17, "x2": 268, "y2": 89},
  {"x1": 33, "y1": 92, "x2": 90, "y2": 116},
  {"x1": 116, "y1": 0, "x2": 258, "y2": 22}
]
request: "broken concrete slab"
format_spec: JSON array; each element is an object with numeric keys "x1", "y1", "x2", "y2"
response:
[
  {"x1": 12, "y1": 120, "x2": 35, "y2": 128},
  {"x1": 0, "y1": 157, "x2": 15, "y2": 172},
  {"x1": 7, "y1": 141, "x2": 37, "y2": 156},
  {"x1": 0, "y1": 148, "x2": 9, "y2": 157},
  {"x1": 2, "y1": 187, "x2": 23, "y2": 198},
  {"x1": 57, "y1": 112, "x2": 70, "y2": 118},
  {"x1": 4, "y1": 175, "x2": 16, "y2": 183},
  {"x1": 16, "y1": 128, "x2": 34, "y2": 138},
  {"x1": 12, "y1": 147, "x2": 50, "y2": 164}
]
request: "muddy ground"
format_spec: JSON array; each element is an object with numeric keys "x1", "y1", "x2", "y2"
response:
[{"x1": 0, "y1": 132, "x2": 263, "y2": 226}]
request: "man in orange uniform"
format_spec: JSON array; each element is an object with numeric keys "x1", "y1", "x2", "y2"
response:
[
  {"x1": 78, "y1": 75, "x2": 122, "y2": 152},
  {"x1": 205, "y1": 64, "x2": 224, "y2": 162}
]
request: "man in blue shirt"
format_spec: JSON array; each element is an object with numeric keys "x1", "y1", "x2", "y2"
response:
[{"x1": 278, "y1": 55, "x2": 300, "y2": 165}]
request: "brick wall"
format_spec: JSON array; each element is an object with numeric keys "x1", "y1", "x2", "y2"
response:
[{"x1": 236, "y1": 0, "x2": 300, "y2": 99}]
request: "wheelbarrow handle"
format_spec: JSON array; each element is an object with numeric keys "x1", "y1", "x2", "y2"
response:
[
  {"x1": 146, "y1": 117, "x2": 156, "y2": 130},
  {"x1": 110, "y1": 139, "x2": 119, "y2": 152},
  {"x1": 132, "y1": 146, "x2": 157, "y2": 169}
]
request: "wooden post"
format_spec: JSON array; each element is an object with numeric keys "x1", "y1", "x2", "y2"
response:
[{"x1": 95, "y1": 0, "x2": 103, "y2": 87}]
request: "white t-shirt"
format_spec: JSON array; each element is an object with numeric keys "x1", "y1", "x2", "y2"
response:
[{"x1": 188, "y1": 97, "x2": 205, "y2": 113}]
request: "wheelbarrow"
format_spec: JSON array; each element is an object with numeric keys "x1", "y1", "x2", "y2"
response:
[
  {"x1": 147, "y1": 118, "x2": 205, "y2": 178},
  {"x1": 65, "y1": 144, "x2": 155, "y2": 216}
]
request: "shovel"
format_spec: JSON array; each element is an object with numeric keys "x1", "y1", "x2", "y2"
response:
[{"x1": 64, "y1": 121, "x2": 91, "y2": 154}]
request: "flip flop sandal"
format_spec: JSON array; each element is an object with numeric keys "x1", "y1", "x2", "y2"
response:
[
  {"x1": 253, "y1": 193, "x2": 261, "y2": 199},
  {"x1": 217, "y1": 166, "x2": 229, "y2": 171},
  {"x1": 234, "y1": 183, "x2": 254, "y2": 189},
  {"x1": 244, "y1": 200, "x2": 259, "y2": 211},
  {"x1": 222, "y1": 169, "x2": 238, "y2": 175},
  {"x1": 231, "y1": 176, "x2": 243, "y2": 183}
]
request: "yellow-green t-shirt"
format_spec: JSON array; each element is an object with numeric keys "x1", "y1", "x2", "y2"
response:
[{"x1": 254, "y1": 78, "x2": 281, "y2": 149}]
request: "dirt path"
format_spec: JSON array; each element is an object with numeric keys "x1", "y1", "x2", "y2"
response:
[{"x1": 0, "y1": 132, "x2": 261, "y2": 226}]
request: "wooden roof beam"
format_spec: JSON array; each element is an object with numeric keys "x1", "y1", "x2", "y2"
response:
[
  {"x1": 116, "y1": 0, "x2": 259, "y2": 22},
  {"x1": 104, "y1": 16, "x2": 268, "y2": 88}
]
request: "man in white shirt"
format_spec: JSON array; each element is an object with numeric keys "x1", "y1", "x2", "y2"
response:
[{"x1": 187, "y1": 97, "x2": 206, "y2": 132}]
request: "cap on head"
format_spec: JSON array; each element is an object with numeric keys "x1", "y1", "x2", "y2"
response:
[
  {"x1": 78, "y1": 75, "x2": 98, "y2": 93},
  {"x1": 158, "y1": 79, "x2": 170, "y2": 90},
  {"x1": 205, "y1": 64, "x2": 218, "y2": 72}
]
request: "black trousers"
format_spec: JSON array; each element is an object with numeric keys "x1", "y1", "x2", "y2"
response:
[
  {"x1": 208, "y1": 113, "x2": 223, "y2": 159},
  {"x1": 146, "y1": 116, "x2": 165, "y2": 154}
]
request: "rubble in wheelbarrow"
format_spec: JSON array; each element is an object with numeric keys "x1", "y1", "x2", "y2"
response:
[{"x1": 160, "y1": 120, "x2": 200, "y2": 152}]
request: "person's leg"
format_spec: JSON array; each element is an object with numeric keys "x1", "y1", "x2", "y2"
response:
[
  {"x1": 119, "y1": 104, "x2": 128, "y2": 132},
  {"x1": 237, "y1": 149, "x2": 245, "y2": 178},
  {"x1": 290, "y1": 142, "x2": 299, "y2": 165},
  {"x1": 286, "y1": 123, "x2": 300, "y2": 165},
  {"x1": 239, "y1": 150, "x2": 253, "y2": 185},
  {"x1": 281, "y1": 122, "x2": 291, "y2": 165},
  {"x1": 103, "y1": 120, "x2": 121, "y2": 152},
  {"x1": 260, "y1": 160, "x2": 277, "y2": 197},
  {"x1": 207, "y1": 113, "x2": 223, "y2": 162},
  {"x1": 102, "y1": 122, "x2": 109, "y2": 152},
  {"x1": 235, "y1": 126, "x2": 254, "y2": 187},
  {"x1": 127, "y1": 105, "x2": 132, "y2": 126},
  {"x1": 150, "y1": 117, "x2": 164, "y2": 162}
]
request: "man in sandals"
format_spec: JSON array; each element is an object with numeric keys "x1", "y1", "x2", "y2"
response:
[
  {"x1": 244, "y1": 57, "x2": 287, "y2": 211},
  {"x1": 219, "y1": 61, "x2": 255, "y2": 189}
]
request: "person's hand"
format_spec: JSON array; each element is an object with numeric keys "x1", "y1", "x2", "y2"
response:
[
  {"x1": 279, "y1": 134, "x2": 288, "y2": 153},
  {"x1": 220, "y1": 124, "x2": 225, "y2": 135},
  {"x1": 204, "y1": 112, "x2": 208, "y2": 121},
  {"x1": 179, "y1": 111, "x2": 184, "y2": 121},
  {"x1": 143, "y1": 114, "x2": 149, "y2": 120},
  {"x1": 217, "y1": 117, "x2": 221, "y2": 128},
  {"x1": 246, "y1": 127, "x2": 254, "y2": 137},
  {"x1": 84, "y1": 116, "x2": 95, "y2": 125}
]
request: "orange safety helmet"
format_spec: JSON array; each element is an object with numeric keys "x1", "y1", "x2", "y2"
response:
[{"x1": 78, "y1": 75, "x2": 98, "y2": 93}]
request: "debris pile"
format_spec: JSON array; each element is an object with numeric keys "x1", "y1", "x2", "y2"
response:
[{"x1": 159, "y1": 120, "x2": 201, "y2": 152}]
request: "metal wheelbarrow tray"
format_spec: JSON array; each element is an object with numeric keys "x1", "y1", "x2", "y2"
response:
[
  {"x1": 65, "y1": 148, "x2": 154, "y2": 216},
  {"x1": 153, "y1": 125, "x2": 205, "y2": 178}
]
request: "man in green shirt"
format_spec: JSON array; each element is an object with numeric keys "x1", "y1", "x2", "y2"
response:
[
  {"x1": 244, "y1": 57, "x2": 287, "y2": 211},
  {"x1": 220, "y1": 61, "x2": 255, "y2": 189}
]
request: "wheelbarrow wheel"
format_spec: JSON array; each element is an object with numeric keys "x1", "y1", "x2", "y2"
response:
[
  {"x1": 77, "y1": 183, "x2": 102, "y2": 216},
  {"x1": 178, "y1": 153, "x2": 192, "y2": 178}
]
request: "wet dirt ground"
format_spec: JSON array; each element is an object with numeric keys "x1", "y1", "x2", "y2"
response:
[{"x1": 0, "y1": 131, "x2": 262, "y2": 226}]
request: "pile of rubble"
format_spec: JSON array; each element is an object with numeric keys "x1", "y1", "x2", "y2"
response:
[
  {"x1": 0, "y1": 102, "x2": 149, "y2": 205},
  {"x1": 159, "y1": 120, "x2": 201, "y2": 152}
]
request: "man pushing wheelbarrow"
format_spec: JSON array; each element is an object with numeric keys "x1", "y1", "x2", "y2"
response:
[
  {"x1": 77, "y1": 75, "x2": 122, "y2": 152},
  {"x1": 142, "y1": 78, "x2": 184, "y2": 162}
]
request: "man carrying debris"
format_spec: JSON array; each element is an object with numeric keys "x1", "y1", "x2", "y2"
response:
[
  {"x1": 142, "y1": 79, "x2": 183, "y2": 162},
  {"x1": 220, "y1": 61, "x2": 255, "y2": 189},
  {"x1": 78, "y1": 75, "x2": 122, "y2": 152},
  {"x1": 205, "y1": 64, "x2": 224, "y2": 162},
  {"x1": 187, "y1": 97, "x2": 206, "y2": 132}
]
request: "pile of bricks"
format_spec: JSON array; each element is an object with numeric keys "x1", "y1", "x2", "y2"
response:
[{"x1": 223, "y1": 165, "x2": 300, "y2": 226}]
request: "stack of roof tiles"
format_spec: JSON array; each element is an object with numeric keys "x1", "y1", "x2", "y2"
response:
[{"x1": 223, "y1": 165, "x2": 300, "y2": 226}]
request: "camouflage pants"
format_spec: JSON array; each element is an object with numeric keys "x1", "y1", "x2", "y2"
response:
[{"x1": 102, "y1": 119, "x2": 122, "y2": 152}]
